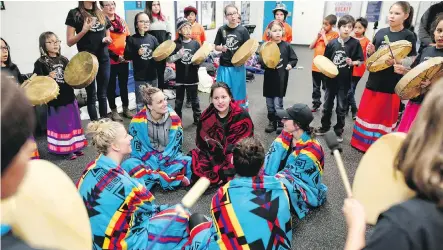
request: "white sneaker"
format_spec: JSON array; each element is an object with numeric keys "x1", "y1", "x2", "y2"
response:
[{"x1": 163, "y1": 89, "x2": 176, "y2": 100}]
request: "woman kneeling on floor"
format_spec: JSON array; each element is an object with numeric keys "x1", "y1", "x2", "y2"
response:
[
  {"x1": 264, "y1": 103, "x2": 327, "y2": 219},
  {"x1": 121, "y1": 85, "x2": 192, "y2": 191},
  {"x1": 77, "y1": 119, "x2": 190, "y2": 250}
]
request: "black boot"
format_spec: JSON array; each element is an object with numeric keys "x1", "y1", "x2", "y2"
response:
[{"x1": 265, "y1": 120, "x2": 276, "y2": 133}]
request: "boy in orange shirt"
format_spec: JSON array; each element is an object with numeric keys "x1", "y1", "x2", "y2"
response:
[
  {"x1": 309, "y1": 14, "x2": 338, "y2": 112},
  {"x1": 348, "y1": 17, "x2": 370, "y2": 120},
  {"x1": 262, "y1": 3, "x2": 293, "y2": 43}
]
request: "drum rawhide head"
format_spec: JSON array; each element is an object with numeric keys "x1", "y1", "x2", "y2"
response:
[
  {"x1": 22, "y1": 76, "x2": 59, "y2": 106},
  {"x1": 64, "y1": 51, "x2": 99, "y2": 89},
  {"x1": 313, "y1": 55, "x2": 338, "y2": 78},
  {"x1": 366, "y1": 40, "x2": 412, "y2": 72},
  {"x1": 191, "y1": 42, "x2": 213, "y2": 65},
  {"x1": 231, "y1": 38, "x2": 259, "y2": 67},
  {"x1": 0, "y1": 160, "x2": 92, "y2": 250},
  {"x1": 352, "y1": 132, "x2": 416, "y2": 225},
  {"x1": 153, "y1": 40, "x2": 177, "y2": 62},
  {"x1": 259, "y1": 41, "x2": 280, "y2": 69},
  {"x1": 395, "y1": 57, "x2": 443, "y2": 100}
]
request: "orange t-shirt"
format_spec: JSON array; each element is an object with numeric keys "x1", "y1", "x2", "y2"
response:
[
  {"x1": 109, "y1": 22, "x2": 130, "y2": 64},
  {"x1": 175, "y1": 22, "x2": 206, "y2": 45},
  {"x1": 311, "y1": 31, "x2": 339, "y2": 72},
  {"x1": 352, "y1": 36, "x2": 370, "y2": 77},
  {"x1": 262, "y1": 22, "x2": 293, "y2": 43}
]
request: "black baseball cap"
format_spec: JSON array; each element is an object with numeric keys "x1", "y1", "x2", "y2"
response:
[{"x1": 276, "y1": 103, "x2": 313, "y2": 129}]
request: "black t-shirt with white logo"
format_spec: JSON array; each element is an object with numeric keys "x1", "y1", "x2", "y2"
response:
[
  {"x1": 173, "y1": 39, "x2": 200, "y2": 84},
  {"x1": 366, "y1": 27, "x2": 417, "y2": 94},
  {"x1": 124, "y1": 34, "x2": 159, "y2": 81},
  {"x1": 33, "y1": 55, "x2": 74, "y2": 107},
  {"x1": 324, "y1": 37, "x2": 364, "y2": 88},
  {"x1": 65, "y1": 8, "x2": 111, "y2": 61},
  {"x1": 410, "y1": 46, "x2": 443, "y2": 104},
  {"x1": 214, "y1": 24, "x2": 250, "y2": 67}
]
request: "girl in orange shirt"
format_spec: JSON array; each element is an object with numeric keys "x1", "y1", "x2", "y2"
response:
[{"x1": 348, "y1": 17, "x2": 370, "y2": 119}]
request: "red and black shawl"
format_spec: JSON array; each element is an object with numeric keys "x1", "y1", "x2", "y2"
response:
[{"x1": 191, "y1": 102, "x2": 254, "y2": 184}]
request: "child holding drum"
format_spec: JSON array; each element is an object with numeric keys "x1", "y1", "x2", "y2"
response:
[
  {"x1": 314, "y1": 15, "x2": 364, "y2": 142},
  {"x1": 167, "y1": 17, "x2": 201, "y2": 125},
  {"x1": 260, "y1": 20, "x2": 298, "y2": 133},
  {"x1": 33, "y1": 32, "x2": 87, "y2": 160},
  {"x1": 124, "y1": 12, "x2": 159, "y2": 112}
]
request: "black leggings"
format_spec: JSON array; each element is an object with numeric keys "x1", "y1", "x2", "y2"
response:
[
  {"x1": 107, "y1": 63, "x2": 129, "y2": 109},
  {"x1": 86, "y1": 58, "x2": 110, "y2": 120}
]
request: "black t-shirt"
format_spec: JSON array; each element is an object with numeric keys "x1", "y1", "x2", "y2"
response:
[
  {"x1": 410, "y1": 46, "x2": 443, "y2": 104},
  {"x1": 214, "y1": 24, "x2": 250, "y2": 67},
  {"x1": 1, "y1": 64, "x2": 24, "y2": 84},
  {"x1": 364, "y1": 197, "x2": 443, "y2": 250},
  {"x1": 324, "y1": 37, "x2": 364, "y2": 88},
  {"x1": 33, "y1": 56, "x2": 74, "y2": 107},
  {"x1": 65, "y1": 8, "x2": 111, "y2": 60},
  {"x1": 366, "y1": 27, "x2": 417, "y2": 94},
  {"x1": 173, "y1": 39, "x2": 200, "y2": 84},
  {"x1": 124, "y1": 34, "x2": 159, "y2": 81}
]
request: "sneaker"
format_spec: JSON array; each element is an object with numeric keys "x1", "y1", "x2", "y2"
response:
[
  {"x1": 264, "y1": 121, "x2": 276, "y2": 133},
  {"x1": 110, "y1": 109, "x2": 123, "y2": 122},
  {"x1": 122, "y1": 107, "x2": 135, "y2": 119},
  {"x1": 352, "y1": 111, "x2": 357, "y2": 120},
  {"x1": 336, "y1": 134, "x2": 344, "y2": 143},
  {"x1": 315, "y1": 127, "x2": 329, "y2": 136},
  {"x1": 163, "y1": 89, "x2": 176, "y2": 100},
  {"x1": 311, "y1": 105, "x2": 320, "y2": 112}
]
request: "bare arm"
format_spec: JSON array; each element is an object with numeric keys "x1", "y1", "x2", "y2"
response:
[
  {"x1": 66, "y1": 26, "x2": 87, "y2": 47},
  {"x1": 309, "y1": 37, "x2": 318, "y2": 49}
]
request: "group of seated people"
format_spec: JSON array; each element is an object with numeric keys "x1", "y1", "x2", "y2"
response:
[
  {"x1": 74, "y1": 81, "x2": 328, "y2": 249},
  {"x1": 3, "y1": 72, "x2": 443, "y2": 249}
]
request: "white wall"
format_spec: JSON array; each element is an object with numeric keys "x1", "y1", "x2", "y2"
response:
[
  {"x1": 0, "y1": 0, "x2": 434, "y2": 74},
  {"x1": 0, "y1": 1, "x2": 126, "y2": 73}
]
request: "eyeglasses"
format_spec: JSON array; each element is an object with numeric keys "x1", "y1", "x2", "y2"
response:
[
  {"x1": 226, "y1": 12, "x2": 238, "y2": 17},
  {"x1": 138, "y1": 20, "x2": 151, "y2": 24},
  {"x1": 45, "y1": 40, "x2": 61, "y2": 45}
]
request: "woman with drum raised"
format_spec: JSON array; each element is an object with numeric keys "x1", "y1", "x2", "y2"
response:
[
  {"x1": 77, "y1": 119, "x2": 190, "y2": 250},
  {"x1": 342, "y1": 80, "x2": 443, "y2": 250},
  {"x1": 144, "y1": 1, "x2": 174, "y2": 99},
  {"x1": 124, "y1": 12, "x2": 159, "y2": 113},
  {"x1": 260, "y1": 20, "x2": 298, "y2": 134},
  {"x1": 190, "y1": 82, "x2": 254, "y2": 185},
  {"x1": 167, "y1": 18, "x2": 201, "y2": 126},
  {"x1": 395, "y1": 15, "x2": 443, "y2": 133},
  {"x1": 100, "y1": 1, "x2": 134, "y2": 121},
  {"x1": 1, "y1": 38, "x2": 39, "y2": 160},
  {"x1": 121, "y1": 85, "x2": 192, "y2": 191},
  {"x1": 264, "y1": 103, "x2": 327, "y2": 219},
  {"x1": 33, "y1": 32, "x2": 87, "y2": 160},
  {"x1": 65, "y1": 1, "x2": 112, "y2": 121},
  {"x1": 214, "y1": 4, "x2": 250, "y2": 110},
  {"x1": 350, "y1": 1, "x2": 417, "y2": 152}
]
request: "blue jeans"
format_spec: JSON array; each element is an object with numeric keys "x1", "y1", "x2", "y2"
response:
[
  {"x1": 85, "y1": 59, "x2": 110, "y2": 120},
  {"x1": 347, "y1": 76, "x2": 361, "y2": 112},
  {"x1": 135, "y1": 79, "x2": 158, "y2": 112},
  {"x1": 266, "y1": 97, "x2": 283, "y2": 121}
]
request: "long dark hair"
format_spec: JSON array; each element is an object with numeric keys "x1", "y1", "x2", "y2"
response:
[
  {"x1": 77, "y1": 1, "x2": 106, "y2": 25},
  {"x1": 144, "y1": 1, "x2": 165, "y2": 22},
  {"x1": 0, "y1": 38, "x2": 12, "y2": 67},
  {"x1": 391, "y1": 1, "x2": 414, "y2": 29}
]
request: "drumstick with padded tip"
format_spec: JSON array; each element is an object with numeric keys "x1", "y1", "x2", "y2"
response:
[
  {"x1": 384, "y1": 35, "x2": 397, "y2": 64},
  {"x1": 372, "y1": 21, "x2": 379, "y2": 41},
  {"x1": 146, "y1": 177, "x2": 211, "y2": 250},
  {"x1": 324, "y1": 131, "x2": 353, "y2": 198},
  {"x1": 20, "y1": 73, "x2": 37, "y2": 89}
]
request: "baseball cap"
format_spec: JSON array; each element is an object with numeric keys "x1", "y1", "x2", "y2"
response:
[{"x1": 276, "y1": 103, "x2": 313, "y2": 130}]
